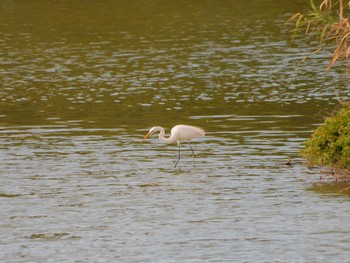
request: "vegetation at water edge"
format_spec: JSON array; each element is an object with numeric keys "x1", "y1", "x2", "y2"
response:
[
  {"x1": 301, "y1": 102, "x2": 350, "y2": 180},
  {"x1": 287, "y1": 0, "x2": 350, "y2": 71}
]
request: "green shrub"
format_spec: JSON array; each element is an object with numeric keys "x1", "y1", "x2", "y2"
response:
[{"x1": 301, "y1": 102, "x2": 350, "y2": 172}]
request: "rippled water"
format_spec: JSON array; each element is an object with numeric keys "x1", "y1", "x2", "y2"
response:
[{"x1": 1, "y1": 0, "x2": 350, "y2": 262}]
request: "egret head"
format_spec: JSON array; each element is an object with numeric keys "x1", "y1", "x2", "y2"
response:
[
  {"x1": 142, "y1": 128, "x2": 154, "y2": 142},
  {"x1": 142, "y1": 126, "x2": 163, "y2": 142}
]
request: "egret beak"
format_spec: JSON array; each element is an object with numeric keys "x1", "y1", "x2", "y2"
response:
[{"x1": 142, "y1": 131, "x2": 152, "y2": 142}]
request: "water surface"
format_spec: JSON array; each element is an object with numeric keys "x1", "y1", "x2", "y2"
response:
[{"x1": 1, "y1": 0, "x2": 350, "y2": 262}]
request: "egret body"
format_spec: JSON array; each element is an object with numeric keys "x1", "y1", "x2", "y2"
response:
[{"x1": 142, "y1": 124, "x2": 205, "y2": 167}]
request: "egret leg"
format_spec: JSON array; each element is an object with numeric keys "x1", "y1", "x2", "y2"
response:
[
  {"x1": 174, "y1": 142, "x2": 181, "y2": 168},
  {"x1": 188, "y1": 142, "x2": 195, "y2": 167}
]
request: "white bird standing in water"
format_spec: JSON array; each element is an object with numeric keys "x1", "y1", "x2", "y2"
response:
[{"x1": 142, "y1": 124, "x2": 205, "y2": 167}]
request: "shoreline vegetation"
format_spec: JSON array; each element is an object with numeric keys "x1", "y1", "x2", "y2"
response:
[
  {"x1": 287, "y1": 0, "x2": 350, "y2": 71},
  {"x1": 301, "y1": 102, "x2": 350, "y2": 182},
  {"x1": 288, "y1": 0, "x2": 350, "y2": 181}
]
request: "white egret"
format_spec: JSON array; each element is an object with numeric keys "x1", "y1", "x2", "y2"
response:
[{"x1": 142, "y1": 124, "x2": 205, "y2": 167}]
